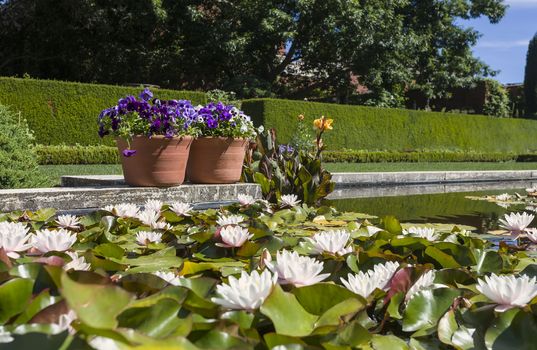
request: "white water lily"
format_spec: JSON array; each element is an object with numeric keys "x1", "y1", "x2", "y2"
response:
[
  {"x1": 406, "y1": 270, "x2": 436, "y2": 301},
  {"x1": 211, "y1": 270, "x2": 277, "y2": 310},
  {"x1": 137, "y1": 210, "x2": 170, "y2": 230},
  {"x1": 154, "y1": 271, "x2": 182, "y2": 286},
  {"x1": 56, "y1": 310, "x2": 77, "y2": 334},
  {"x1": 144, "y1": 199, "x2": 163, "y2": 212},
  {"x1": 341, "y1": 261, "x2": 399, "y2": 298},
  {"x1": 238, "y1": 194, "x2": 256, "y2": 206},
  {"x1": 31, "y1": 229, "x2": 77, "y2": 253},
  {"x1": 217, "y1": 226, "x2": 253, "y2": 248},
  {"x1": 496, "y1": 193, "x2": 511, "y2": 201},
  {"x1": 88, "y1": 336, "x2": 121, "y2": 350},
  {"x1": 266, "y1": 250, "x2": 329, "y2": 287},
  {"x1": 103, "y1": 203, "x2": 139, "y2": 218},
  {"x1": 0, "y1": 328, "x2": 13, "y2": 343},
  {"x1": 55, "y1": 214, "x2": 81, "y2": 230},
  {"x1": 216, "y1": 214, "x2": 244, "y2": 226},
  {"x1": 304, "y1": 230, "x2": 353, "y2": 256},
  {"x1": 169, "y1": 202, "x2": 193, "y2": 216},
  {"x1": 476, "y1": 273, "x2": 537, "y2": 312},
  {"x1": 280, "y1": 194, "x2": 301, "y2": 208},
  {"x1": 526, "y1": 188, "x2": 537, "y2": 195},
  {"x1": 135, "y1": 231, "x2": 162, "y2": 246},
  {"x1": 499, "y1": 212, "x2": 535, "y2": 233},
  {"x1": 64, "y1": 251, "x2": 91, "y2": 271},
  {"x1": 525, "y1": 228, "x2": 537, "y2": 243},
  {"x1": 0, "y1": 221, "x2": 32, "y2": 258},
  {"x1": 403, "y1": 227, "x2": 439, "y2": 241}
]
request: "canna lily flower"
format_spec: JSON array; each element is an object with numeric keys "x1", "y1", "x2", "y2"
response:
[
  {"x1": 31, "y1": 229, "x2": 77, "y2": 253},
  {"x1": 304, "y1": 230, "x2": 353, "y2": 256},
  {"x1": 135, "y1": 231, "x2": 162, "y2": 246},
  {"x1": 169, "y1": 202, "x2": 194, "y2": 216},
  {"x1": 340, "y1": 261, "x2": 399, "y2": 298},
  {"x1": 238, "y1": 194, "x2": 256, "y2": 206},
  {"x1": 103, "y1": 203, "x2": 139, "y2": 218},
  {"x1": 279, "y1": 194, "x2": 301, "y2": 208},
  {"x1": 403, "y1": 227, "x2": 439, "y2": 241},
  {"x1": 265, "y1": 250, "x2": 330, "y2": 287},
  {"x1": 144, "y1": 199, "x2": 163, "y2": 212},
  {"x1": 153, "y1": 271, "x2": 182, "y2": 286},
  {"x1": 499, "y1": 212, "x2": 535, "y2": 234},
  {"x1": 313, "y1": 115, "x2": 333, "y2": 131},
  {"x1": 63, "y1": 251, "x2": 91, "y2": 271},
  {"x1": 476, "y1": 273, "x2": 537, "y2": 312},
  {"x1": 216, "y1": 214, "x2": 244, "y2": 227},
  {"x1": 55, "y1": 214, "x2": 81, "y2": 230},
  {"x1": 211, "y1": 270, "x2": 277, "y2": 311},
  {"x1": 0, "y1": 221, "x2": 32, "y2": 258},
  {"x1": 216, "y1": 226, "x2": 253, "y2": 248},
  {"x1": 406, "y1": 270, "x2": 437, "y2": 301}
]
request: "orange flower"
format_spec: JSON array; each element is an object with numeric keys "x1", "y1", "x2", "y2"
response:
[{"x1": 313, "y1": 116, "x2": 333, "y2": 131}]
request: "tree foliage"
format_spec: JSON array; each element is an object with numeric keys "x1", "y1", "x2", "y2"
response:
[
  {"x1": 525, "y1": 33, "x2": 537, "y2": 117},
  {"x1": 483, "y1": 79, "x2": 510, "y2": 118},
  {"x1": 0, "y1": 0, "x2": 507, "y2": 102}
]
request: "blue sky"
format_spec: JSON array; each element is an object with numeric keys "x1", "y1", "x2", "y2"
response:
[{"x1": 466, "y1": 0, "x2": 537, "y2": 83}]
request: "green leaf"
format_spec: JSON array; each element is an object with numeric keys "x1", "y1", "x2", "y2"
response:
[
  {"x1": 93, "y1": 243, "x2": 125, "y2": 259},
  {"x1": 14, "y1": 290, "x2": 59, "y2": 325},
  {"x1": 485, "y1": 309, "x2": 537, "y2": 350},
  {"x1": 264, "y1": 333, "x2": 306, "y2": 348},
  {"x1": 118, "y1": 298, "x2": 183, "y2": 338},
  {"x1": 473, "y1": 249, "x2": 504, "y2": 274},
  {"x1": 315, "y1": 298, "x2": 365, "y2": 329},
  {"x1": 382, "y1": 216, "x2": 402, "y2": 234},
  {"x1": 291, "y1": 283, "x2": 362, "y2": 315},
  {"x1": 194, "y1": 330, "x2": 251, "y2": 349},
  {"x1": 260, "y1": 284, "x2": 318, "y2": 337},
  {"x1": 370, "y1": 334, "x2": 409, "y2": 349},
  {"x1": 402, "y1": 288, "x2": 461, "y2": 332},
  {"x1": 425, "y1": 246, "x2": 461, "y2": 268},
  {"x1": 334, "y1": 320, "x2": 371, "y2": 347},
  {"x1": 61, "y1": 271, "x2": 134, "y2": 329},
  {"x1": 0, "y1": 278, "x2": 33, "y2": 324}
]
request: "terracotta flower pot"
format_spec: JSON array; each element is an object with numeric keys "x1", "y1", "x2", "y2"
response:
[
  {"x1": 187, "y1": 137, "x2": 248, "y2": 184},
  {"x1": 116, "y1": 135, "x2": 193, "y2": 187}
]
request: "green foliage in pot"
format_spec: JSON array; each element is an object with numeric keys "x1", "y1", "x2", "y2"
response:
[
  {"x1": 0, "y1": 104, "x2": 44, "y2": 188},
  {"x1": 243, "y1": 126, "x2": 334, "y2": 206}
]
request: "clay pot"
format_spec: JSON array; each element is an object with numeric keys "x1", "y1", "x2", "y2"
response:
[
  {"x1": 116, "y1": 135, "x2": 193, "y2": 187},
  {"x1": 187, "y1": 137, "x2": 248, "y2": 184}
]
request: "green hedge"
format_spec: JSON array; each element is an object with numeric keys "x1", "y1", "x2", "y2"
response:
[
  {"x1": 323, "y1": 150, "x2": 519, "y2": 163},
  {"x1": 0, "y1": 77, "x2": 206, "y2": 145},
  {"x1": 35, "y1": 144, "x2": 119, "y2": 165},
  {"x1": 242, "y1": 98, "x2": 537, "y2": 153}
]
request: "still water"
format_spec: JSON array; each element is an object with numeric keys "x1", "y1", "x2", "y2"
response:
[{"x1": 326, "y1": 181, "x2": 535, "y2": 234}]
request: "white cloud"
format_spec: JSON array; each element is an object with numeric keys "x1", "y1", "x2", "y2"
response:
[{"x1": 477, "y1": 39, "x2": 530, "y2": 49}]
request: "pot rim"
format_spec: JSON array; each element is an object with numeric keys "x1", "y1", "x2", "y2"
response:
[
  {"x1": 117, "y1": 135, "x2": 194, "y2": 141},
  {"x1": 193, "y1": 136, "x2": 249, "y2": 141}
]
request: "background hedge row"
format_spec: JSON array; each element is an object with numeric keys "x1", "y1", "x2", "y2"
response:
[
  {"x1": 35, "y1": 145, "x2": 119, "y2": 165},
  {"x1": 242, "y1": 98, "x2": 537, "y2": 153},
  {"x1": 0, "y1": 77, "x2": 207, "y2": 145}
]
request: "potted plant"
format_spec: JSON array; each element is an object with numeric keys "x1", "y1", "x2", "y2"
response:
[
  {"x1": 98, "y1": 88, "x2": 196, "y2": 187},
  {"x1": 186, "y1": 102, "x2": 257, "y2": 184}
]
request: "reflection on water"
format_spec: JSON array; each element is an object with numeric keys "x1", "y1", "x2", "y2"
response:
[{"x1": 326, "y1": 186, "x2": 530, "y2": 234}]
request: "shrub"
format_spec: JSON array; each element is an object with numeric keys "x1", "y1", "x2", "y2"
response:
[
  {"x1": 0, "y1": 77, "x2": 206, "y2": 145},
  {"x1": 483, "y1": 79, "x2": 510, "y2": 118},
  {"x1": 35, "y1": 144, "x2": 119, "y2": 165},
  {"x1": 323, "y1": 150, "x2": 519, "y2": 163},
  {"x1": 0, "y1": 104, "x2": 43, "y2": 188},
  {"x1": 242, "y1": 98, "x2": 537, "y2": 153}
]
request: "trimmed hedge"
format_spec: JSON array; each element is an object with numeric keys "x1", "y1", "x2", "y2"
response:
[
  {"x1": 242, "y1": 98, "x2": 537, "y2": 153},
  {"x1": 323, "y1": 150, "x2": 519, "y2": 163},
  {"x1": 0, "y1": 77, "x2": 206, "y2": 145},
  {"x1": 35, "y1": 144, "x2": 119, "y2": 165}
]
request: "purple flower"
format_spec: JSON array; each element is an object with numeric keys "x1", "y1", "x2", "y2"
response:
[
  {"x1": 122, "y1": 149, "x2": 137, "y2": 157},
  {"x1": 206, "y1": 117, "x2": 218, "y2": 129},
  {"x1": 279, "y1": 144, "x2": 294, "y2": 154},
  {"x1": 139, "y1": 88, "x2": 153, "y2": 101}
]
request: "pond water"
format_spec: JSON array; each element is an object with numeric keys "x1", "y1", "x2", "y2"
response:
[{"x1": 326, "y1": 181, "x2": 536, "y2": 235}]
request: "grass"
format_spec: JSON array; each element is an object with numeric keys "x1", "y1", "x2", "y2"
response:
[
  {"x1": 35, "y1": 162, "x2": 537, "y2": 187},
  {"x1": 323, "y1": 162, "x2": 537, "y2": 173},
  {"x1": 38, "y1": 164, "x2": 122, "y2": 187}
]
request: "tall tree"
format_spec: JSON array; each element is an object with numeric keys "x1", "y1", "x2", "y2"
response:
[{"x1": 525, "y1": 33, "x2": 537, "y2": 117}]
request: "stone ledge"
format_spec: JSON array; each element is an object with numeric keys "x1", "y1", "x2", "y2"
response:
[
  {"x1": 0, "y1": 183, "x2": 261, "y2": 212},
  {"x1": 331, "y1": 170, "x2": 537, "y2": 186}
]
